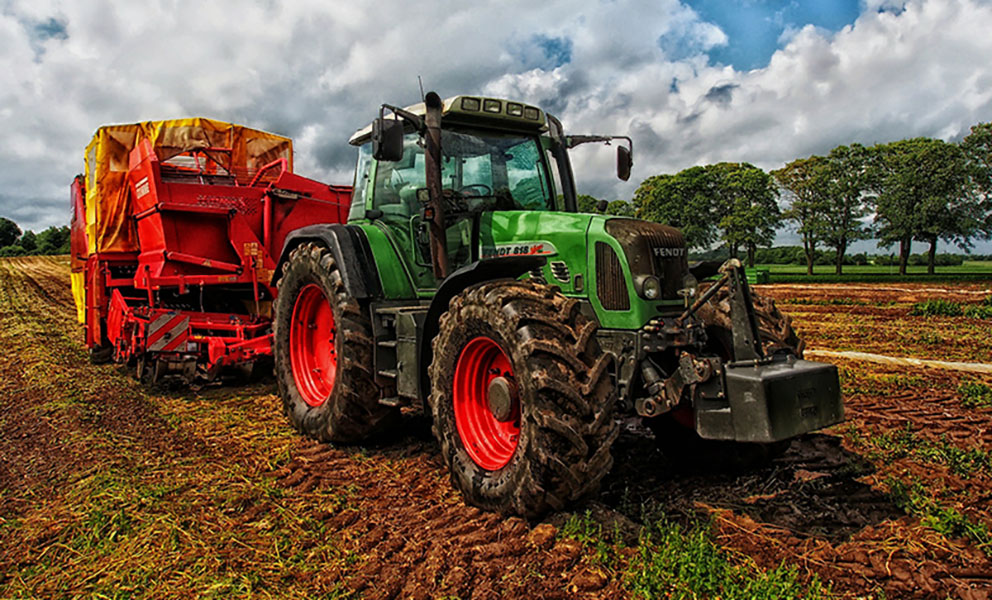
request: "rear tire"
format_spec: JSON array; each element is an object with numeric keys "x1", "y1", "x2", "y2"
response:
[
  {"x1": 429, "y1": 280, "x2": 617, "y2": 517},
  {"x1": 695, "y1": 282, "x2": 804, "y2": 357},
  {"x1": 274, "y1": 242, "x2": 394, "y2": 443}
]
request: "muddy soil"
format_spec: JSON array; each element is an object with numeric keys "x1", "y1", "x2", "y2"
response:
[{"x1": 1, "y1": 258, "x2": 991, "y2": 598}]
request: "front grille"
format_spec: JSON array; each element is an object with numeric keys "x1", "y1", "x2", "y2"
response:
[
  {"x1": 596, "y1": 242, "x2": 630, "y2": 310},
  {"x1": 654, "y1": 252, "x2": 686, "y2": 300},
  {"x1": 604, "y1": 219, "x2": 687, "y2": 301}
]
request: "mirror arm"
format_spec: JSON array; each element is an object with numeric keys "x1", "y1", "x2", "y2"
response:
[
  {"x1": 380, "y1": 103, "x2": 425, "y2": 132},
  {"x1": 565, "y1": 135, "x2": 632, "y2": 152}
]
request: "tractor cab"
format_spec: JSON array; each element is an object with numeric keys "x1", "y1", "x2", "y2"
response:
[{"x1": 348, "y1": 93, "x2": 632, "y2": 293}]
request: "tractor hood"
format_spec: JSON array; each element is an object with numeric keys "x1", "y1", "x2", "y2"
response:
[
  {"x1": 601, "y1": 217, "x2": 688, "y2": 302},
  {"x1": 480, "y1": 212, "x2": 689, "y2": 329}
]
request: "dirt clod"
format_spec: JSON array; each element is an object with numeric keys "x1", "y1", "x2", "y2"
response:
[{"x1": 528, "y1": 523, "x2": 558, "y2": 549}]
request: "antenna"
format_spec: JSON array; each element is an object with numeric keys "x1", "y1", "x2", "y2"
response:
[{"x1": 418, "y1": 76, "x2": 425, "y2": 101}]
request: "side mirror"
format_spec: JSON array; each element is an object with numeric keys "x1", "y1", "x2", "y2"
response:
[
  {"x1": 372, "y1": 118, "x2": 404, "y2": 162},
  {"x1": 617, "y1": 145, "x2": 632, "y2": 181}
]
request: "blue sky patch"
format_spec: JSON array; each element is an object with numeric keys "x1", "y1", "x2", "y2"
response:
[
  {"x1": 532, "y1": 34, "x2": 573, "y2": 69},
  {"x1": 33, "y1": 17, "x2": 68, "y2": 42},
  {"x1": 684, "y1": 0, "x2": 861, "y2": 70}
]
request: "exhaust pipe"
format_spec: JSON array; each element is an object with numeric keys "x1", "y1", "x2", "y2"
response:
[{"x1": 423, "y1": 92, "x2": 449, "y2": 279}]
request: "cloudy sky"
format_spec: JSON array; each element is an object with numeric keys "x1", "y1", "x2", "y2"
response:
[{"x1": 3, "y1": 0, "x2": 992, "y2": 252}]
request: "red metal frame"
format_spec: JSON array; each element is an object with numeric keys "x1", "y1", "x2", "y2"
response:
[{"x1": 76, "y1": 136, "x2": 351, "y2": 380}]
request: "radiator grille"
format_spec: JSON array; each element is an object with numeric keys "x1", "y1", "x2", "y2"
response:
[
  {"x1": 604, "y1": 219, "x2": 687, "y2": 301},
  {"x1": 596, "y1": 242, "x2": 630, "y2": 311}
]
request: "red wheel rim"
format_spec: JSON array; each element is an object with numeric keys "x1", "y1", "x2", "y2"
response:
[
  {"x1": 289, "y1": 284, "x2": 337, "y2": 407},
  {"x1": 453, "y1": 336, "x2": 520, "y2": 470}
]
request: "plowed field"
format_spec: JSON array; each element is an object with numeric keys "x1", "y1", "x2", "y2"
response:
[{"x1": 1, "y1": 256, "x2": 991, "y2": 599}]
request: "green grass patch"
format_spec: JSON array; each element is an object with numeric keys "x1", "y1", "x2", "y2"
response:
[
  {"x1": 755, "y1": 261, "x2": 992, "y2": 283},
  {"x1": 625, "y1": 516, "x2": 827, "y2": 599},
  {"x1": 959, "y1": 381, "x2": 992, "y2": 408},
  {"x1": 910, "y1": 299, "x2": 992, "y2": 319},
  {"x1": 886, "y1": 478, "x2": 992, "y2": 556},
  {"x1": 559, "y1": 511, "x2": 622, "y2": 569},
  {"x1": 911, "y1": 299, "x2": 964, "y2": 317},
  {"x1": 867, "y1": 424, "x2": 991, "y2": 477}
]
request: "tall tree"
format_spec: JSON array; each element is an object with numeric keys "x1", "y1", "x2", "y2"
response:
[
  {"x1": 605, "y1": 200, "x2": 635, "y2": 217},
  {"x1": 819, "y1": 144, "x2": 872, "y2": 274},
  {"x1": 36, "y1": 226, "x2": 70, "y2": 255},
  {"x1": 576, "y1": 194, "x2": 602, "y2": 213},
  {"x1": 19, "y1": 230, "x2": 36, "y2": 252},
  {"x1": 874, "y1": 138, "x2": 978, "y2": 274},
  {"x1": 634, "y1": 163, "x2": 780, "y2": 264},
  {"x1": 634, "y1": 167, "x2": 721, "y2": 250},
  {"x1": 961, "y1": 122, "x2": 992, "y2": 239},
  {"x1": 0, "y1": 217, "x2": 21, "y2": 248},
  {"x1": 772, "y1": 155, "x2": 829, "y2": 275},
  {"x1": 711, "y1": 163, "x2": 780, "y2": 267}
]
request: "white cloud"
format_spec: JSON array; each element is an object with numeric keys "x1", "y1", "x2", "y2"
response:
[{"x1": 1, "y1": 0, "x2": 991, "y2": 256}]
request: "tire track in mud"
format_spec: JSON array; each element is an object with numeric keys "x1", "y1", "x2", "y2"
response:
[
  {"x1": 0, "y1": 258, "x2": 87, "y2": 507},
  {"x1": 263, "y1": 436, "x2": 627, "y2": 599},
  {"x1": 0, "y1": 258, "x2": 217, "y2": 515}
]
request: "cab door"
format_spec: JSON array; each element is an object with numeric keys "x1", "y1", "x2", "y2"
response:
[{"x1": 369, "y1": 134, "x2": 478, "y2": 294}]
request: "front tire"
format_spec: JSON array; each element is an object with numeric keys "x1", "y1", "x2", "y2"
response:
[
  {"x1": 429, "y1": 280, "x2": 617, "y2": 517},
  {"x1": 274, "y1": 242, "x2": 394, "y2": 443}
]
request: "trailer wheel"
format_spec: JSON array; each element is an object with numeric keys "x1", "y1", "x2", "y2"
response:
[
  {"x1": 429, "y1": 280, "x2": 617, "y2": 517},
  {"x1": 88, "y1": 344, "x2": 114, "y2": 365},
  {"x1": 274, "y1": 242, "x2": 393, "y2": 443},
  {"x1": 650, "y1": 285, "x2": 800, "y2": 467}
]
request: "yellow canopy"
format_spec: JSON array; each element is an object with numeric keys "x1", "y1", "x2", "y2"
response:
[{"x1": 82, "y1": 118, "x2": 293, "y2": 254}]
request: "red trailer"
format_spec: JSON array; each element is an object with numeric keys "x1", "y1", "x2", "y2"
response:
[{"x1": 71, "y1": 118, "x2": 350, "y2": 383}]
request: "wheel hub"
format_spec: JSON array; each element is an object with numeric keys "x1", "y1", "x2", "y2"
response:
[
  {"x1": 487, "y1": 376, "x2": 518, "y2": 422},
  {"x1": 289, "y1": 283, "x2": 337, "y2": 408},
  {"x1": 452, "y1": 336, "x2": 520, "y2": 471}
]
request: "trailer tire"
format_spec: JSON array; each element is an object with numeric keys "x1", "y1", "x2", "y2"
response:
[
  {"x1": 274, "y1": 242, "x2": 393, "y2": 444},
  {"x1": 429, "y1": 279, "x2": 617, "y2": 517},
  {"x1": 89, "y1": 344, "x2": 114, "y2": 365}
]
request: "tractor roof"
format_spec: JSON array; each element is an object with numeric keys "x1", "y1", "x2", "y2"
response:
[{"x1": 349, "y1": 95, "x2": 548, "y2": 146}]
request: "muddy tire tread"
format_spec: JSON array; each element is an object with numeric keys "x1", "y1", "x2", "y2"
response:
[
  {"x1": 274, "y1": 242, "x2": 393, "y2": 443},
  {"x1": 429, "y1": 279, "x2": 617, "y2": 517}
]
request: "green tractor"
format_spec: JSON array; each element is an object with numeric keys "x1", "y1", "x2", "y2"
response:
[{"x1": 272, "y1": 92, "x2": 843, "y2": 517}]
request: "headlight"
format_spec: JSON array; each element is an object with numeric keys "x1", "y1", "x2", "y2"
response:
[
  {"x1": 636, "y1": 274, "x2": 662, "y2": 300},
  {"x1": 681, "y1": 273, "x2": 698, "y2": 297}
]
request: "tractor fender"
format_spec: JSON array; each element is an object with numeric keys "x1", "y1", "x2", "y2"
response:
[
  {"x1": 418, "y1": 255, "x2": 548, "y2": 405},
  {"x1": 272, "y1": 224, "x2": 382, "y2": 299}
]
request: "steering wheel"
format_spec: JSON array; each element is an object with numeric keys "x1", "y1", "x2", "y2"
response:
[{"x1": 457, "y1": 183, "x2": 493, "y2": 197}]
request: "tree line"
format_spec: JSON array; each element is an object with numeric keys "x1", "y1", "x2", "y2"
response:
[
  {"x1": 0, "y1": 217, "x2": 71, "y2": 257},
  {"x1": 627, "y1": 123, "x2": 992, "y2": 274}
]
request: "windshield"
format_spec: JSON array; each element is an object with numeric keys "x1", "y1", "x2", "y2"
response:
[{"x1": 371, "y1": 129, "x2": 556, "y2": 216}]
